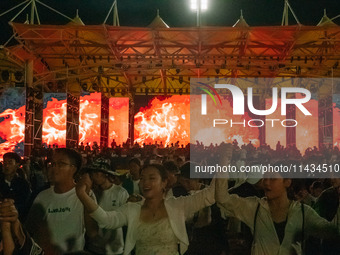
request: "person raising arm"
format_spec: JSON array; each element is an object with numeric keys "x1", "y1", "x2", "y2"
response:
[
  {"x1": 76, "y1": 163, "x2": 215, "y2": 255},
  {"x1": 215, "y1": 162, "x2": 339, "y2": 255}
]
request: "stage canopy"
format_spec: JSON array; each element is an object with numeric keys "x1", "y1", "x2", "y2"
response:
[{"x1": 4, "y1": 13, "x2": 340, "y2": 96}]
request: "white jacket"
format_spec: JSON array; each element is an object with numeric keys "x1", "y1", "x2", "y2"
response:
[
  {"x1": 90, "y1": 180, "x2": 215, "y2": 255},
  {"x1": 217, "y1": 179, "x2": 338, "y2": 255}
]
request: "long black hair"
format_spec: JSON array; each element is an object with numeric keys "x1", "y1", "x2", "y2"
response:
[{"x1": 141, "y1": 164, "x2": 168, "y2": 181}]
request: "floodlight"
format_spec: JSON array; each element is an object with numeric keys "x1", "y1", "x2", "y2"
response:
[{"x1": 191, "y1": 0, "x2": 208, "y2": 11}]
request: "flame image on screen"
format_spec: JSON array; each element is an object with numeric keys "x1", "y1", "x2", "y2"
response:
[
  {"x1": 42, "y1": 98, "x2": 67, "y2": 147},
  {"x1": 134, "y1": 96, "x2": 190, "y2": 147},
  {"x1": 190, "y1": 95, "x2": 260, "y2": 147},
  {"x1": 0, "y1": 90, "x2": 330, "y2": 156},
  {"x1": 0, "y1": 106, "x2": 25, "y2": 158},
  {"x1": 79, "y1": 93, "x2": 101, "y2": 146},
  {"x1": 109, "y1": 97, "x2": 129, "y2": 146}
]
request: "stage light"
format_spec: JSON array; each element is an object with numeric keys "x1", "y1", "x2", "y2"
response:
[
  {"x1": 191, "y1": 0, "x2": 208, "y2": 27},
  {"x1": 296, "y1": 66, "x2": 301, "y2": 75},
  {"x1": 14, "y1": 71, "x2": 23, "y2": 82},
  {"x1": 92, "y1": 83, "x2": 99, "y2": 91},
  {"x1": 47, "y1": 82, "x2": 55, "y2": 91},
  {"x1": 1, "y1": 70, "x2": 10, "y2": 82},
  {"x1": 81, "y1": 83, "x2": 88, "y2": 92},
  {"x1": 110, "y1": 88, "x2": 115, "y2": 96},
  {"x1": 57, "y1": 80, "x2": 66, "y2": 92}
]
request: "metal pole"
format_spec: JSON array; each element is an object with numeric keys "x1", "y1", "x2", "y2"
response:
[
  {"x1": 129, "y1": 95, "x2": 135, "y2": 147},
  {"x1": 24, "y1": 59, "x2": 34, "y2": 157},
  {"x1": 196, "y1": 0, "x2": 201, "y2": 27},
  {"x1": 285, "y1": 1, "x2": 288, "y2": 26},
  {"x1": 0, "y1": 0, "x2": 30, "y2": 17},
  {"x1": 114, "y1": 0, "x2": 120, "y2": 26},
  {"x1": 35, "y1": 0, "x2": 73, "y2": 21},
  {"x1": 34, "y1": 1, "x2": 41, "y2": 24},
  {"x1": 10, "y1": 0, "x2": 32, "y2": 22},
  {"x1": 30, "y1": 0, "x2": 35, "y2": 24},
  {"x1": 104, "y1": 0, "x2": 115, "y2": 24},
  {"x1": 286, "y1": 0, "x2": 301, "y2": 25}
]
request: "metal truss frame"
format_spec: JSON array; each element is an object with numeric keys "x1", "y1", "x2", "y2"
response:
[{"x1": 6, "y1": 23, "x2": 340, "y2": 98}]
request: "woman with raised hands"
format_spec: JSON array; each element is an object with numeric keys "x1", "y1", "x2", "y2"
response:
[
  {"x1": 76, "y1": 163, "x2": 215, "y2": 255},
  {"x1": 215, "y1": 157, "x2": 339, "y2": 255}
]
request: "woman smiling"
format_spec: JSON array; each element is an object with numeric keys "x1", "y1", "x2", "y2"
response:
[{"x1": 76, "y1": 163, "x2": 215, "y2": 255}]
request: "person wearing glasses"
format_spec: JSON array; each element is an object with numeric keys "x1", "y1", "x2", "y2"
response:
[{"x1": 25, "y1": 148, "x2": 98, "y2": 255}]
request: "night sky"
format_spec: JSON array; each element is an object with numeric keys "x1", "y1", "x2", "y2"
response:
[{"x1": 1, "y1": 0, "x2": 340, "y2": 44}]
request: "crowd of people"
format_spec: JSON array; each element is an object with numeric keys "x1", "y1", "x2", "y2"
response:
[{"x1": 0, "y1": 139, "x2": 339, "y2": 255}]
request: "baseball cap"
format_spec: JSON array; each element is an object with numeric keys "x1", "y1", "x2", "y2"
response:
[{"x1": 88, "y1": 158, "x2": 118, "y2": 177}]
